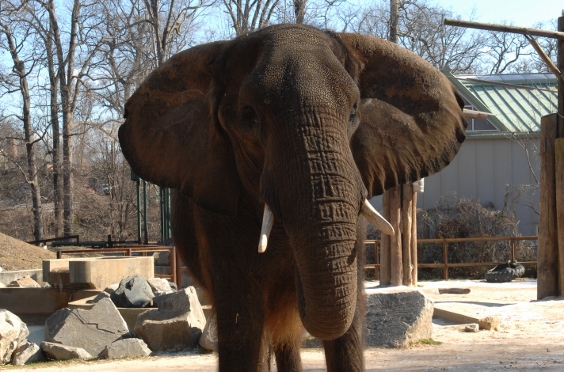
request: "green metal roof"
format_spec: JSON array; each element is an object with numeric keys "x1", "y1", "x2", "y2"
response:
[{"x1": 443, "y1": 68, "x2": 557, "y2": 134}]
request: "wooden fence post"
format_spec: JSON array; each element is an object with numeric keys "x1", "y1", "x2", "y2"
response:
[
  {"x1": 555, "y1": 138, "x2": 564, "y2": 296},
  {"x1": 402, "y1": 183, "x2": 414, "y2": 285},
  {"x1": 389, "y1": 186, "x2": 403, "y2": 286},
  {"x1": 380, "y1": 191, "x2": 391, "y2": 285},
  {"x1": 411, "y1": 190, "x2": 418, "y2": 286},
  {"x1": 538, "y1": 114, "x2": 559, "y2": 299}
]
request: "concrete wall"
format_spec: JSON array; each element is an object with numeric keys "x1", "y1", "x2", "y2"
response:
[
  {"x1": 370, "y1": 136, "x2": 540, "y2": 236},
  {"x1": 0, "y1": 269, "x2": 43, "y2": 285}
]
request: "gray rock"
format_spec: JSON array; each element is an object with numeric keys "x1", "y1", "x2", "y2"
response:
[
  {"x1": 148, "y1": 278, "x2": 175, "y2": 297},
  {"x1": 88, "y1": 283, "x2": 120, "y2": 303},
  {"x1": 45, "y1": 298, "x2": 131, "y2": 357},
  {"x1": 153, "y1": 251, "x2": 170, "y2": 266},
  {"x1": 0, "y1": 310, "x2": 29, "y2": 365},
  {"x1": 102, "y1": 338, "x2": 152, "y2": 359},
  {"x1": 365, "y1": 291, "x2": 434, "y2": 348},
  {"x1": 199, "y1": 313, "x2": 218, "y2": 351},
  {"x1": 111, "y1": 275, "x2": 154, "y2": 308},
  {"x1": 11, "y1": 341, "x2": 46, "y2": 365},
  {"x1": 135, "y1": 287, "x2": 206, "y2": 352},
  {"x1": 154, "y1": 287, "x2": 203, "y2": 313},
  {"x1": 41, "y1": 341, "x2": 92, "y2": 361}
]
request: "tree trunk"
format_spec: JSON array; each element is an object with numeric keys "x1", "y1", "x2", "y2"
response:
[
  {"x1": 46, "y1": 23, "x2": 63, "y2": 237},
  {"x1": 2, "y1": 20, "x2": 44, "y2": 241}
]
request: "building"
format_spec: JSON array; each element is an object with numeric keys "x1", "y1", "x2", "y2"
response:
[{"x1": 371, "y1": 70, "x2": 558, "y2": 237}]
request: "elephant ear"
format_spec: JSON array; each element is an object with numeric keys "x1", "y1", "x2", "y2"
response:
[
  {"x1": 119, "y1": 41, "x2": 241, "y2": 216},
  {"x1": 338, "y1": 33, "x2": 467, "y2": 197}
]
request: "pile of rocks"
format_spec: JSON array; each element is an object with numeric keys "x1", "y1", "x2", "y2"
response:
[{"x1": 0, "y1": 274, "x2": 212, "y2": 366}]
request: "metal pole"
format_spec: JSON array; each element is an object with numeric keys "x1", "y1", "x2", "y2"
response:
[
  {"x1": 558, "y1": 15, "x2": 564, "y2": 136},
  {"x1": 443, "y1": 239, "x2": 449, "y2": 280},
  {"x1": 143, "y1": 180, "x2": 148, "y2": 245},
  {"x1": 136, "y1": 179, "x2": 141, "y2": 245}
]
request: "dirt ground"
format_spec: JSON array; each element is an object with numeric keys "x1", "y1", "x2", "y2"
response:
[{"x1": 5, "y1": 278, "x2": 563, "y2": 371}]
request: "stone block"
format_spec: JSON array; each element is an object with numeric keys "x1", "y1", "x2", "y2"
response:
[
  {"x1": 111, "y1": 275, "x2": 154, "y2": 308},
  {"x1": 45, "y1": 298, "x2": 131, "y2": 357},
  {"x1": 102, "y1": 338, "x2": 152, "y2": 359},
  {"x1": 7, "y1": 276, "x2": 41, "y2": 288},
  {"x1": 0, "y1": 310, "x2": 29, "y2": 365},
  {"x1": 41, "y1": 342, "x2": 92, "y2": 361},
  {"x1": 365, "y1": 291, "x2": 434, "y2": 348},
  {"x1": 199, "y1": 313, "x2": 218, "y2": 351},
  {"x1": 11, "y1": 341, "x2": 46, "y2": 365}
]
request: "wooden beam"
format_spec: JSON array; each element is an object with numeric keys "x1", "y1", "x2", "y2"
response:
[
  {"x1": 559, "y1": 16, "x2": 564, "y2": 137},
  {"x1": 462, "y1": 109, "x2": 496, "y2": 120},
  {"x1": 389, "y1": 185, "x2": 402, "y2": 286},
  {"x1": 555, "y1": 138, "x2": 564, "y2": 296},
  {"x1": 402, "y1": 183, "x2": 413, "y2": 286},
  {"x1": 444, "y1": 18, "x2": 564, "y2": 40},
  {"x1": 411, "y1": 190, "x2": 418, "y2": 286},
  {"x1": 525, "y1": 35, "x2": 564, "y2": 83},
  {"x1": 380, "y1": 191, "x2": 391, "y2": 286},
  {"x1": 538, "y1": 114, "x2": 559, "y2": 300}
]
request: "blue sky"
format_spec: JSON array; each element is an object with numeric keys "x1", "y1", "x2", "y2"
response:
[{"x1": 432, "y1": 0, "x2": 562, "y2": 27}]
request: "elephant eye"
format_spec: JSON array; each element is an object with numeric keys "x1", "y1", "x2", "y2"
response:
[
  {"x1": 349, "y1": 105, "x2": 359, "y2": 126},
  {"x1": 242, "y1": 106, "x2": 258, "y2": 127}
]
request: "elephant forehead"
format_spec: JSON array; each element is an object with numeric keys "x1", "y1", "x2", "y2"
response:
[{"x1": 247, "y1": 45, "x2": 357, "y2": 107}]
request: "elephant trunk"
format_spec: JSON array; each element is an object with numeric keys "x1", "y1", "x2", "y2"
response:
[
  {"x1": 291, "y1": 220, "x2": 360, "y2": 340},
  {"x1": 262, "y1": 126, "x2": 367, "y2": 340}
]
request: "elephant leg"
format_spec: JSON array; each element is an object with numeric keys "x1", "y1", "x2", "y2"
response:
[
  {"x1": 273, "y1": 342, "x2": 303, "y2": 372},
  {"x1": 322, "y1": 305, "x2": 365, "y2": 372},
  {"x1": 215, "y1": 283, "x2": 268, "y2": 372},
  {"x1": 323, "y1": 233, "x2": 366, "y2": 372}
]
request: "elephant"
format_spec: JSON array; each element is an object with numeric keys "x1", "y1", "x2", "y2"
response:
[{"x1": 119, "y1": 24, "x2": 466, "y2": 371}]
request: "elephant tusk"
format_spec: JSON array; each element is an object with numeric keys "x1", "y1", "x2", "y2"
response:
[
  {"x1": 258, "y1": 204, "x2": 274, "y2": 253},
  {"x1": 362, "y1": 200, "x2": 395, "y2": 235}
]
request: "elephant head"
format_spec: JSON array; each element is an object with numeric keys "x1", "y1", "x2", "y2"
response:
[{"x1": 119, "y1": 24, "x2": 466, "y2": 340}]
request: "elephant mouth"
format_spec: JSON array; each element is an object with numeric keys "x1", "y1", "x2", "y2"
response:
[{"x1": 257, "y1": 200, "x2": 393, "y2": 253}]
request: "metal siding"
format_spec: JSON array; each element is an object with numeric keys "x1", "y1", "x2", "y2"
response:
[
  {"x1": 457, "y1": 140, "x2": 477, "y2": 200},
  {"x1": 475, "y1": 140, "x2": 496, "y2": 205},
  {"x1": 493, "y1": 140, "x2": 513, "y2": 209}
]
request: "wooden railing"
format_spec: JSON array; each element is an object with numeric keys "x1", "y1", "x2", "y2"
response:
[
  {"x1": 27, "y1": 235, "x2": 80, "y2": 246},
  {"x1": 364, "y1": 236, "x2": 538, "y2": 280},
  {"x1": 55, "y1": 245, "x2": 179, "y2": 288}
]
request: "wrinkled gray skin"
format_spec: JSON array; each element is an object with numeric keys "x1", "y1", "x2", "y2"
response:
[{"x1": 119, "y1": 24, "x2": 466, "y2": 371}]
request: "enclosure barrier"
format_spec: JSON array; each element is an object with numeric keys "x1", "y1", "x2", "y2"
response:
[
  {"x1": 27, "y1": 235, "x2": 80, "y2": 246},
  {"x1": 55, "y1": 245, "x2": 178, "y2": 288},
  {"x1": 365, "y1": 236, "x2": 538, "y2": 280}
]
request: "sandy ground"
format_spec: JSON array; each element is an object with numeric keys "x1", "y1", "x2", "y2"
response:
[{"x1": 6, "y1": 279, "x2": 564, "y2": 371}]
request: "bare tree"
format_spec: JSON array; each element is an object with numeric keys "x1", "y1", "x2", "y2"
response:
[
  {"x1": 0, "y1": 3, "x2": 44, "y2": 241},
  {"x1": 36, "y1": 0, "x2": 107, "y2": 235},
  {"x1": 222, "y1": 0, "x2": 280, "y2": 35}
]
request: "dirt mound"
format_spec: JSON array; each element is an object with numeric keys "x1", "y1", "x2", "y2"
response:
[{"x1": 0, "y1": 232, "x2": 56, "y2": 271}]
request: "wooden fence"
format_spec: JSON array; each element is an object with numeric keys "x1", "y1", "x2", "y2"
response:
[{"x1": 364, "y1": 236, "x2": 538, "y2": 280}]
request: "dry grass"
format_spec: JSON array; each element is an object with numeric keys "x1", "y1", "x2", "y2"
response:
[{"x1": 0, "y1": 232, "x2": 56, "y2": 271}]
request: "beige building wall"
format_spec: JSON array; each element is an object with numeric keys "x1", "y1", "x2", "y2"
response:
[{"x1": 370, "y1": 136, "x2": 541, "y2": 236}]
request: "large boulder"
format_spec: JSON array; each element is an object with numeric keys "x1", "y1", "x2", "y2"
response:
[
  {"x1": 41, "y1": 342, "x2": 92, "y2": 361},
  {"x1": 148, "y1": 278, "x2": 175, "y2": 297},
  {"x1": 45, "y1": 298, "x2": 131, "y2": 357},
  {"x1": 11, "y1": 341, "x2": 46, "y2": 365},
  {"x1": 199, "y1": 313, "x2": 218, "y2": 352},
  {"x1": 102, "y1": 338, "x2": 152, "y2": 359},
  {"x1": 0, "y1": 310, "x2": 29, "y2": 365},
  {"x1": 365, "y1": 291, "x2": 434, "y2": 348},
  {"x1": 111, "y1": 275, "x2": 154, "y2": 308},
  {"x1": 134, "y1": 287, "x2": 206, "y2": 352}
]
